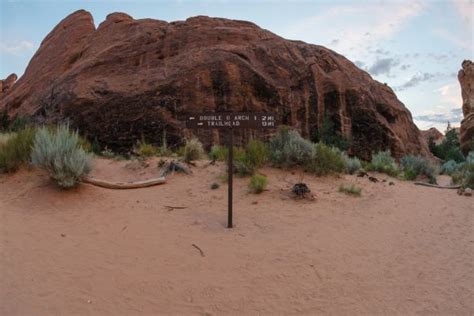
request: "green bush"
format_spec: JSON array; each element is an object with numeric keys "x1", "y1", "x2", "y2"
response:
[
  {"x1": 233, "y1": 148, "x2": 256, "y2": 176},
  {"x1": 0, "y1": 128, "x2": 35, "y2": 173},
  {"x1": 403, "y1": 169, "x2": 417, "y2": 181},
  {"x1": 31, "y1": 124, "x2": 92, "y2": 189},
  {"x1": 183, "y1": 137, "x2": 204, "y2": 162},
  {"x1": 451, "y1": 155, "x2": 474, "y2": 189},
  {"x1": 311, "y1": 114, "x2": 350, "y2": 151},
  {"x1": 343, "y1": 154, "x2": 362, "y2": 174},
  {"x1": 209, "y1": 144, "x2": 228, "y2": 162},
  {"x1": 338, "y1": 184, "x2": 362, "y2": 196},
  {"x1": 0, "y1": 132, "x2": 14, "y2": 146},
  {"x1": 269, "y1": 127, "x2": 313, "y2": 167},
  {"x1": 245, "y1": 139, "x2": 268, "y2": 168},
  {"x1": 400, "y1": 155, "x2": 437, "y2": 183},
  {"x1": 248, "y1": 174, "x2": 268, "y2": 194},
  {"x1": 9, "y1": 116, "x2": 32, "y2": 132},
  {"x1": 137, "y1": 142, "x2": 157, "y2": 157},
  {"x1": 307, "y1": 143, "x2": 345, "y2": 176},
  {"x1": 430, "y1": 128, "x2": 465, "y2": 162},
  {"x1": 369, "y1": 150, "x2": 399, "y2": 176}
]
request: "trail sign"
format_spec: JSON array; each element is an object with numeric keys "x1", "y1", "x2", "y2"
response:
[
  {"x1": 186, "y1": 112, "x2": 276, "y2": 129},
  {"x1": 185, "y1": 112, "x2": 277, "y2": 228}
]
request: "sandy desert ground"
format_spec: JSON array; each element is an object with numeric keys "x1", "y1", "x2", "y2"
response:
[{"x1": 1, "y1": 158, "x2": 473, "y2": 315}]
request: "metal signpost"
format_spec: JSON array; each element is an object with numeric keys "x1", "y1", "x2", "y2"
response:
[{"x1": 186, "y1": 112, "x2": 277, "y2": 228}]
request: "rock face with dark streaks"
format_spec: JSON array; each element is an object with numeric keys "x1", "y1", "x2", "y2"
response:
[
  {"x1": 0, "y1": 10, "x2": 431, "y2": 159},
  {"x1": 459, "y1": 60, "x2": 474, "y2": 154}
]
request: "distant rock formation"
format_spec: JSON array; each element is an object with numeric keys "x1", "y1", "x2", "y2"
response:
[
  {"x1": 0, "y1": 73, "x2": 18, "y2": 95},
  {"x1": 459, "y1": 60, "x2": 474, "y2": 154},
  {"x1": 421, "y1": 127, "x2": 444, "y2": 145},
  {"x1": 0, "y1": 10, "x2": 431, "y2": 159}
]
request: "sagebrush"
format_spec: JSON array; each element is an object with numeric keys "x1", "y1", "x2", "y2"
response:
[
  {"x1": 269, "y1": 127, "x2": 313, "y2": 167},
  {"x1": 183, "y1": 138, "x2": 204, "y2": 162},
  {"x1": 307, "y1": 142, "x2": 346, "y2": 176},
  {"x1": 31, "y1": 124, "x2": 92, "y2": 188},
  {"x1": 400, "y1": 155, "x2": 437, "y2": 184},
  {"x1": 369, "y1": 150, "x2": 399, "y2": 176}
]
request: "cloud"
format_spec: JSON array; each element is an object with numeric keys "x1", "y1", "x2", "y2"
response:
[
  {"x1": 414, "y1": 108, "x2": 463, "y2": 123},
  {"x1": 368, "y1": 58, "x2": 400, "y2": 76},
  {"x1": 396, "y1": 72, "x2": 441, "y2": 90},
  {"x1": 433, "y1": 28, "x2": 473, "y2": 51},
  {"x1": 400, "y1": 64, "x2": 411, "y2": 71},
  {"x1": 436, "y1": 82, "x2": 463, "y2": 106},
  {"x1": 0, "y1": 40, "x2": 35, "y2": 55},
  {"x1": 451, "y1": 0, "x2": 473, "y2": 31},
  {"x1": 282, "y1": 1, "x2": 425, "y2": 60}
]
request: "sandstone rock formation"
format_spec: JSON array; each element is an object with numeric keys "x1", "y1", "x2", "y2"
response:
[
  {"x1": 0, "y1": 10, "x2": 431, "y2": 159},
  {"x1": 0, "y1": 73, "x2": 18, "y2": 95},
  {"x1": 458, "y1": 60, "x2": 474, "y2": 154},
  {"x1": 421, "y1": 127, "x2": 444, "y2": 146}
]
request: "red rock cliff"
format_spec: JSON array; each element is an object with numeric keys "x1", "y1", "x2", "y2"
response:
[
  {"x1": 0, "y1": 10, "x2": 430, "y2": 159},
  {"x1": 459, "y1": 60, "x2": 474, "y2": 154}
]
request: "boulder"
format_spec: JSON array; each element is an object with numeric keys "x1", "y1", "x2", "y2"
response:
[
  {"x1": 0, "y1": 73, "x2": 18, "y2": 95},
  {"x1": 421, "y1": 127, "x2": 444, "y2": 145},
  {"x1": 0, "y1": 10, "x2": 431, "y2": 159},
  {"x1": 459, "y1": 60, "x2": 474, "y2": 154}
]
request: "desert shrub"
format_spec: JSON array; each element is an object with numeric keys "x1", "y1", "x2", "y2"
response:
[
  {"x1": 78, "y1": 136, "x2": 93, "y2": 153},
  {"x1": 311, "y1": 114, "x2": 351, "y2": 151},
  {"x1": 343, "y1": 153, "x2": 362, "y2": 174},
  {"x1": 183, "y1": 137, "x2": 204, "y2": 162},
  {"x1": 307, "y1": 143, "x2": 345, "y2": 176},
  {"x1": 0, "y1": 128, "x2": 35, "y2": 173},
  {"x1": 31, "y1": 124, "x2": 92, "y2": 189},
  {"x1": 403, "y1": 169, "x2": 417, "y2": 181},
  {"x1": 400, "y1": 155, "x2": 437, "y2": 183},
  {"x1": 441, "y1": 160, "x2": 462, "y2": 175},
  {"x1": 269, "y1": 127, "x2": 313, "y2": 167},
  {"x1": 137, "y1": 142, "x2": 157, "y2": 157},
  {"x1": 249, "y1": 174, "x2": 268, "y2": 194},
  {"x1": 0, "y1": 133, "x2": 14, "y2": 146},
  {"x1": 369, "y1": 150, "x2": 399, "y2": 176},
  {"x1": 91, "y1": 138, "x2": 101, "y2": 155},
  {"x1": 233, "y1": 149, "x2": 256, "y2": 176},
  {"x1": 466, "y1": 151, "x2": 474, "y2": 164},
  {"x1": 0, "y1": 112, "x2": 9, "y2": 131},
  {"x1": 209, "y1": 145, "x2": 228, "y2": 162},
  {"x1": 451, "y1": 155, "x2": 474, "y2": 189},
  {"x1": 430, "y1": 128, "x2": 465, "y2": 162},
  {"x1": 338, "y1": 184, "x2": 361, "y2": 196},
  {"x1": 245, "y1": 139, "x2": 269, "y2": 168},
  {"x1": 9, "y1": 115, "x2": 32, "y2": 132}
]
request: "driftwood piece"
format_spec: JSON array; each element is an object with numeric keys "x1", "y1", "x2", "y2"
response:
[
  {"x1": 164, "y1": 205, "x2": 187, "y2": 211},
  {"x1": 414, "y1": 182, "x2": 461, "y2": 189},
  {"x1": 192, "y1": 244, "x2": 205, "y2": 257},
  {"x1": 82, "y1": 176, "x2": 166, "y2": 189}
]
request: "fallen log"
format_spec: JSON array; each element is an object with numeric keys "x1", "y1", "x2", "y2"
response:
[
  {"x1": 414, "y1": 182, "x2": 460, "y2": 189},
  {"x1": 82, "y1": 176, "x2": 166, "y2": 189}
]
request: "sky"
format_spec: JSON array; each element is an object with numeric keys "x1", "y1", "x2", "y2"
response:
[{"x1": 1, "y1": 0, "x2": 473, "y2": 132}]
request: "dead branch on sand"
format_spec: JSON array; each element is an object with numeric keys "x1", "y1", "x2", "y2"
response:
[
  {"x1": 192, "y1": 244, "x2": 205, "y2": 257},
  {"x1": 164, "y1": 205, "x2": 187, "y2": 211},
  {"x1": 414, "y1": 182, "x2": 461, "y2": 189},
  {"x1": 82, "y1": 176, "x2": 166, "y2": 189}
]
